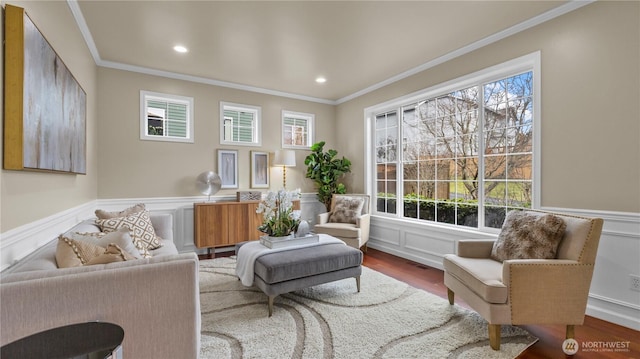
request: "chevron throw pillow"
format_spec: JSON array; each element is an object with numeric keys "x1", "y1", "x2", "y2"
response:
[{"x1": 96, "y1": 209, "x2": 162, "y2": 254}]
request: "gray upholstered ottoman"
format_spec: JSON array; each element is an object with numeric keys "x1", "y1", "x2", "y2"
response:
[{"x1": 236, "y1": 241, "x2": 363, "y2": 316}]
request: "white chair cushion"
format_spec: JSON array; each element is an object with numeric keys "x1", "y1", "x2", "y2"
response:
[
  {"x1": 314, "y1": 223, "x2": 361, "y2": 239},
  {"x1": 443, "y1": 254, "x2": 507, "y2": 304}
]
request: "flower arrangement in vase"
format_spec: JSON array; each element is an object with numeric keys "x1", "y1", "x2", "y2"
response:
[{"x1": 256, "y1": 189, "x2": 301, "y2": 238}]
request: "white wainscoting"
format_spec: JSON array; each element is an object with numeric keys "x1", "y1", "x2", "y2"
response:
[
  {"x1": 369, "y1": 216, "x2": 495, "y2": 270},
  {"x1": 2, "y1": 198, "x2": 638, "y2": 330},
  {"x1": 97, "y1": 193, "x2": 326, "y2": 256},
  {"x1": 0, "y1": 201, "x2": 97, "y2": 271},
  {"x1": 368, "y1": 207, "x2": 640, "y2": 331},
  {"x1": 0, "y1": 194, "x2": 326, "y2": 271}
]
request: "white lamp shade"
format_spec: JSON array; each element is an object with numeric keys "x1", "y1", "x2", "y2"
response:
[{"x1": 273, "y1": 150, "x2": 296, "y2": 167}]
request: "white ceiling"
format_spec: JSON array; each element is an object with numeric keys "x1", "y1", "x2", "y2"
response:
[{"x1": 72, "y1": 1, "x2": 585, "y2": 104}]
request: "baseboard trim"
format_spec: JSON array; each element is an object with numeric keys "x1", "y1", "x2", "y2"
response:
[
  {"x1": 368, "y1": 242, "x2": 444, "y2": 270},
  {"x1": 587, "y1": 294, "x2": 640, "y2": 331}
]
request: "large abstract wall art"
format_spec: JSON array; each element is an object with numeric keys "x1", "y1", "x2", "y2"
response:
[{"x1": 4, "y1": 4, "x2": 87, "y2": 174}]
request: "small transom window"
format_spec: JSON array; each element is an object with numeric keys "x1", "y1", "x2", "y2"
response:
[
  {"x1": 282, "y1": 110, "x2": 314, "y2": 149},
  {"x1": 140, "y1": 91, "x2": 194, "y2": 143},
  {"x1": 220, "y1": 102, "x2": 262, "y2": 146}
]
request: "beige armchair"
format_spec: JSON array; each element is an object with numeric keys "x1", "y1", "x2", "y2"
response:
[
  {"x1": 443, "y1": 210, "x2": 603, "y2": 350},
  {"x1": 314, "y1": 194, "x2": 370, "y2": 252}
]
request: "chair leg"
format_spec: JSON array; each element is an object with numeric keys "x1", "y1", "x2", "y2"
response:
[
  {"x1": 360, "y1": 243, "x2": 368, "y2": 253},
  {"x1": 268, "y1": 296, "x2": 275, "y2": 317},
  {"x1": 355, "y1": 276, "x2": 361, "y2": 292},
  {"x1": 489, "y1": 324, "x2": 501, "y2": 350},
  {"x1": 566, "y1": 325, "x2": 575, "y2": 339},
  {"x1": 447, "y1": 288, "x2": 454, "y2": 305}
]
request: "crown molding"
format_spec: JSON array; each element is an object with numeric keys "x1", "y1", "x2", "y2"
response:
[
  {"x1": 98, "y1": 60, "x2": 336, "y2": 105},
  {"x1": 66, "y1": 0, "x2": 101, "y2": 63},
  {"x1": 334, "y1": 0, "x2": 595, "y2": 104},
  {"x1": 67, "y1": 0, "x2": 595, "y2": 106}
]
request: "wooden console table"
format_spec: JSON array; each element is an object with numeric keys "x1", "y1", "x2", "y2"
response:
[
  {"x1": 194, "y1": 201, "x2": 264, "y2": 256},
  {"x1": 194, "y1": 200, "x2": 302, "y2": 257}
]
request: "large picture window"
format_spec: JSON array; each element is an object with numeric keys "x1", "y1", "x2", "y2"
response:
[
  {"x1": 140, "y1": 91, "x2": 194, "y2": 143},
  {"x1": 370, "y1": 54, "x2": 539, "y2": 230}
]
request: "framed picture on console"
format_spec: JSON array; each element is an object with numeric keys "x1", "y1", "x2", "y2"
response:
[
  {"x1": 250, "y1": 151, "x2": 269, "y2": 188},
  {"x1": 217, "y1": 149, "x2": 238, "y2": 189},
  {"x1": 3, "y1": 4, "x2": 87, "y2": 174}
]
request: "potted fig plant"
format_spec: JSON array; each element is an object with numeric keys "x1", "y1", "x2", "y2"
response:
[{"x1": 304, "y1": 141, "x2": 352, "y2": 210}]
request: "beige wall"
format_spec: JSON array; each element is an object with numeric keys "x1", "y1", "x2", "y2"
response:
[
  {"x1": 336, "y1": 1, "x2": 640, "y2": 213},
  {"x1": 0, "y1": 1, "x2": 99, "y2": 232},
  {"x1": 1, "y1": 1, "x2": 637, "y2": 235},
  {"x1": 96, "y1": 68, "x2": 336, "y2": 199}
]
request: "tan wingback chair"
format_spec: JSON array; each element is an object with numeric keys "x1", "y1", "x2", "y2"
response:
[
  {"x1": 314, "y1": 194, "x2": 370, "y2": 252},
  {"x1": 443, "y1": 210, "x2": 603, "y2": 350}
]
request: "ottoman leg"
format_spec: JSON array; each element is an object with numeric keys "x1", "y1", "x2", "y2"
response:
[
  {"x1": 268, "y1": 295, "x2": 275, "y2": 317},
  {"x1": 356, "y1": 276, "x2": 361, "y2": 292}
]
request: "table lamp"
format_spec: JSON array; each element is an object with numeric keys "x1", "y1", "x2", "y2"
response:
[{"x1": 273, "y1": 150, "x2": 296, "y2": 189}]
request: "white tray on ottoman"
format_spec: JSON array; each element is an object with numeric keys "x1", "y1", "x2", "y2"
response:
[{"x1": 259, "y1": 234, "x2": 319, "y2": 249}]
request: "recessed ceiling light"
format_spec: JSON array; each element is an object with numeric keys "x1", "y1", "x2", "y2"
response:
[
  {"x1": 315, "y1": 77, "x2": 327, "y2": 84},
  {"x1": 173, "y1": 45, "x2": 188, "y2": 53}
]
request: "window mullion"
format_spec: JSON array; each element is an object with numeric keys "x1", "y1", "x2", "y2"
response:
[
  {"x1": 477, "y1": 84, "x2": 486, "y2": 230},
  {"x1": 252, "y1": 116, "x2": 258, "y2": 143},
  {"x1": 163, "y1": 102, "x2": 168, "y2": 137},
  {"x1": 396, "y1": 106, "x2": 404, "y2": 218}
]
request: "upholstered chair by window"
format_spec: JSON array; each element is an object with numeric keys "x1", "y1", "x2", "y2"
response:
[
  {"x1": 314, "y1": 194, "x2": 370, "y2": 252},
  {"x1": 443, "y1": 210, "x2": 603, "y2": 350}
]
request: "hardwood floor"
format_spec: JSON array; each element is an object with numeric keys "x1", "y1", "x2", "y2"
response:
[
  {"x1": 362, "y1": 248, "x2": 640, "y2": 359},
  {"x1": 211, "y1": 247, "x2": 639, "y2": 358}
]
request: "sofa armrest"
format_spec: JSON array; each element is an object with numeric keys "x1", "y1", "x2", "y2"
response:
[
  {"x1": 150, "y1": 214, "x2": 173, "y2": 242},
  {"x1": 355, "y1": 213, "x2": 370, "y2": 228},
  {"x1": 503, "y1": 259, "x2": 594, "y2": 324},
  {"x1": 356, "y1": 213, "x2": 370, "y2": 244},
  {"x1": 456, "y1": 240, "x2": 496, "y2": 258},
  {"x1": 317, "y1": 212, "x2": 332, "y2": 225},
  {"x1": 0, "y1": 253, "x2": 200, "y2": 358}
]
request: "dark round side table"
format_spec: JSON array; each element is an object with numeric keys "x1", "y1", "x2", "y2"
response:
[{"x1": 1, "y1": 321, "x2": 124, "y2": 359}]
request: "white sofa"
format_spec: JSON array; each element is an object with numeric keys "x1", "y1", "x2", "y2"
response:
[{"x1": 0, "y1": 214, "x2": 201, "y2": 358}]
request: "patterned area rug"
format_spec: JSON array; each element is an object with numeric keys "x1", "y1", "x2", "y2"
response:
[{"x1": 199, "y1": 257, "x2": 537, "y2": 358}]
